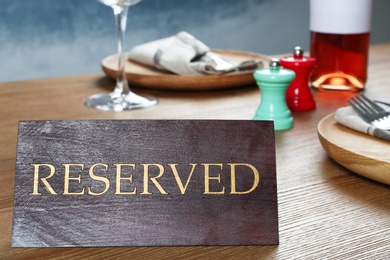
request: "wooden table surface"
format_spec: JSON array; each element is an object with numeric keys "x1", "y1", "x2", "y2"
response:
[{"x1": 1, "y1": 44, "x2": 390, "y2": 259}]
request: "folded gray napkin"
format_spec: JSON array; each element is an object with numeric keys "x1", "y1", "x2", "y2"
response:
[
  {"x1": 334, "y1": 106, "x2": 390, "y2": 141},
  {"x1": 128, "y1": 31, "x2": 240, "y2": 75}
]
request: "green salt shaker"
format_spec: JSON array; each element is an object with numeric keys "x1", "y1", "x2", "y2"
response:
[{"x1": 253, "y1": 59, "x2": 296, "y2": 131}]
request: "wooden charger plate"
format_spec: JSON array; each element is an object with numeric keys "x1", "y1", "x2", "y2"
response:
[
  {"x1": 318, "y1": 113, "x2": 390, "y2": 185},
  {"x1": 101, "y1": 49, "x2": 270, "y2": 91}
]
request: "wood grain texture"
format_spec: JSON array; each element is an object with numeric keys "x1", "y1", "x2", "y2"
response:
[
  {"x1": 1, "y1": 43, "x2": 390, "y2": 259},
  {"x1": 318, "y1": 113, "x2": 390, "y2": 185},
  {"x1": 12, "y1": 120, "x2": 278, "y2": 247}
]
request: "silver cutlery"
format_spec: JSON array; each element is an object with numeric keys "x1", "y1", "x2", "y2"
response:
[
  {"x1": 348, "y1": 94, "x2": 390, "y2": 130},
  {"x1": 198, "y1": 52, "x2": 263, "y2": 73},
  {"x1": 374, "y1": 99, "x2": 390, "y2": 107}
]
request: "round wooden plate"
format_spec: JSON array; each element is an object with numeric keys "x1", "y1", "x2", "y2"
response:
[
  {"x1": 101, "y1": 49, "x2": 270, "y2": 91},
  {"x1": 317, "y1": 113, "x2": 390, "y2": 185}
]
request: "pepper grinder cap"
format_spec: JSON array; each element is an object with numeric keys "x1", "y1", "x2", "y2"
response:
[
  {"x1": 280, "y1": 46, "x2": 316, "y2": 68},
  {"x1": 269, "y1": 58, "x2": 281, "y2": 69},
  {"x1": 253, "y1": 58, "x2": 295, "y2": 82},
  {"x1": 293, "y1": 46, "x2": 304, "y2": 58}
]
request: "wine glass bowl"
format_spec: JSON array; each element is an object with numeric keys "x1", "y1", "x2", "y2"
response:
[{"x1": 86, "y1": 0, "x2": 157, "y2": 111}]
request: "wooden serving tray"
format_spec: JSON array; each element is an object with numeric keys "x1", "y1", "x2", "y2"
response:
[
  {"x1": 101, "y1": 49, "x2": 270, "y2": 91},
  {"x1": 318, "y1": 113, "x2": 390, "y2": 185}
]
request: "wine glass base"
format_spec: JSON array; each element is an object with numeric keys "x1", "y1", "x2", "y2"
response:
[{"x1": 85, "y1": 92, "x2": 158, "y2": 111}]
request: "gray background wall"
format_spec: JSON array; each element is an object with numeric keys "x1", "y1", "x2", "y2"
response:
[{"x1": 0, "y1": 0, "x2": 389, "y2": 82}]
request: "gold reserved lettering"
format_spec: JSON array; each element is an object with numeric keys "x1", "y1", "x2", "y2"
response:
[
  {"x1": 141, "y1": 164, "x2": 168, "y2": 195},
  {"x1": 28, "y1": 162, "x2": 261, "y2": 196},
  {"x1": 88, "y1": 163, "x2": 110, "y2": 196},
  {"x1": 114, "y1": 164, "x2": 136, "y2": 195},
  {"x1": 63, "y1": 164, "x2": 85, "y2": 195},
  {"x1": 203, "y1": 163, "x2": 225, "y2": 195},
  {"x1": 30, "y1": 164, "x2": 58, "y2": 195},
  {"x1": 229, "y1": 163, "x2": 260, "y2": 194},
  {"x1": 169, "y1": 163, "x2": 197, "y2": 194}
]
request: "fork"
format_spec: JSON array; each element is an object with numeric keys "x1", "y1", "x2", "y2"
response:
[{"x1": 347, "y1": 94, "x2": 390, "y2": 130}]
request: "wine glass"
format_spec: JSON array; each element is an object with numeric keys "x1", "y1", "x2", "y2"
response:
[{"x1": 86, "y1": 0, "x2": 158, "y2": 111}]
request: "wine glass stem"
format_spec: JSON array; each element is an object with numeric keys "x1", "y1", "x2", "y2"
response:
[{"x1": 113, "y1": 5, "x2": 130, "y2": 96}]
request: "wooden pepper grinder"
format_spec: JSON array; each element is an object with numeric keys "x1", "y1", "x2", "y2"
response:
[
  {"x1": 253, "y1": 59, "x2": 296, "y2": 131},
  {"x1": 280, "y1": 46, "x2": 316, "y2": 111}
]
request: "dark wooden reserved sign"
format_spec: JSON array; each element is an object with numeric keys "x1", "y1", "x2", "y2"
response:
[{"x1": 12, "y1": 120, "x2": 278, "y2": 247}]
